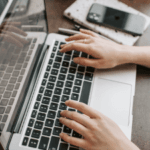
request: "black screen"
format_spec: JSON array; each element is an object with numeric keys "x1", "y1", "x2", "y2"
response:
[{"x1": 0, "y1": 0, "x2": 8, "y2": 15}]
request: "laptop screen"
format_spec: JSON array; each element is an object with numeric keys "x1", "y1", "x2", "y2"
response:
[
  {"x1": 0, "y1": 0, "x2": 8, "y2": 15},
  {"x1": 0, "y1": 0, "x2": 47, "y2": 136}
]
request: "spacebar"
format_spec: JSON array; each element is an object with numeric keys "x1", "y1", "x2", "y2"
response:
[{"x1": 79, "y1": 81, "x2": 92, "y2": 105}]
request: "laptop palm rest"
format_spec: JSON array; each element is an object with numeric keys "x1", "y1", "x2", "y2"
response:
[{"x1": 90, "y1": 78, "x2": 132, "y2": 126}]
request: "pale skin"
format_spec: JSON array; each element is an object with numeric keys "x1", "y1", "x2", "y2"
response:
[{"x1": 58, "y1": 28, "x2": 150, "y2": 150}]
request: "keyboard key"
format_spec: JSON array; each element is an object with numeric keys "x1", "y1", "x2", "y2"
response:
[
  {"x1": 58, "y1": 74, "x2": 66, "y2": 81},
  {"x1": 66, "y1": 51, "x2": 72, "y2": 55},
  {"x1": 47, "y1": 82, "x2": 54, "y2": 90},
  {"x1": 46, "y1": 65, "x2": 51, "y2": 72},
  {"x1": 74, "y1": 51, "x2": 80, "y2": 56},
  {"x1": 55, "y1": 119, "x2": 63, "y2": 127},
  {"x1": 31, "y1": 130, "x2": 41, "y2": 139},
  {"x1": 49, "y1": 136, "x2": 59, "y2": 150},
  {"x1": 59, "y1": 143, "x2": 69, "y2": 150},
  {"x1": 63, "y1": 88, "x2": 71, "y2": 95},
  {"x1": 73, "y1": 86, "x2": 80, "y2": 93},
  {"x1": 0, "y1": 123, "x2": 4, "y2": 131},
  {"x1": 29, "y1": 139, "x2": 38, "y2": 148},
  {"x1": 22, "y1": 137, "x2": 29, "y2": 146},
  {"x1": 39, "y1": 105, "x2": 48, "y2": 113},
  {"x1": 60, "y1": 67, "x2": 67, "y2": 74},
  {"x1": 0, "y1": 99, "x2": 8, "y2": 106},
  {"x1": 2, "y1": 115, "x2": 8, "y2": 122},
  {"x1": 57, "y1": 51, "x2": 63, "y2": 56},
  {"x1": 49, "y1": 76, "x2": 56, "y2": 82},
  {"x1": 72, "y1": 131, "x2": 82, "y2": 138},
  {"x1": 44, "y1": 72, "x2": 49, "y2": 79},
  {"x1": 53, "y1": 127, "x2": 62, "y2": 136},
  {"x1": 71, "y1": 93, "x2": 79, "y2": 101},
  {"x1": 33, "y1": 38, "x2": 37, "y2": 43},
  {"x1": 28, "y1": 119, "x2": 34, "y2": 127},
  {"x1": 53, "y1": 63, "x2": 60, "y2": 69},
  {"x1": 78, "y1": 66, "x2": 85, "y2": 72},
  {"x1": 42, "y1": 97, "x2": 50, "y2": 105},
  {"x1": 51, "y1": 69, "x2": 59, "y2": 75},
  {"x1": 67, "y1": 74, "x2": 74, "y2": 81},
  {"x1": 47, "y1": 111, "x2": 56, "y2": 119},
  {"x1": 53, "y1": 47, "x2": 57, "y2": 52},
  {"x1": 59, "y1": 103, "x2": 67, "y2": 110},
  {"x1": 89, "y1": 55, "x2": 95, "y2": 59},
  {"x1": 55, "y1": 41, "x2": 59, "y2": 46},
  {"x1": 86, "y1": 67, "x2": 95, "y2": 73},
  {"x1": 75, "y1": 79, "x2": 82, "y2": 86},
  {"x1": 80, "y1": 81, "x2": 91, "y2": 105},
  {"x1": 34, "y1": 121, "x2": 43, "y2": 129},
  {"x1": 69, "y1": 68, "x2": 76, "y2": 74},
  {"x1": 62, "y1": 61, "x2": 69, "y2": 67},
  {"x1": 52, "y1": 95, "x2": 60, "y2": 102},
  {"x1": 49, "y1": 59, "x2": 53, "y2": 65},
  {"x1": 63, "y1": 126, "x2": 72, "y2": 134},
  {"x1": 44, "y1": 90, "x2": 52, "y2": 97},
  {"x1": 68, "y1": 108, "x2": 76, "y2": 111},
  {"x1": 34, "y1": 102, "x2": 40, "y2": 109},
  {"x1": 45, "y1": 119, "x2": 54, "y2": 127},
  {"x1": 59, "y1": 42, "x2": 66, "y2": 49},
  {"x1": 43, "y1": 128, "x2": 52, "y2": 136},
  {"x1": 57, "y1": 110, "x2": 61, "y2": 118},
  {"x1": 39, "y1": 87, "x2": 44, "y2": 93},
  {"x1": 54, "y1": 88, "x2": 62, "y2": 95},
  {"x1": 51, "y1": 53, "x2": 55, "y2": 58},
  {"x1": 81, "y1": 52, "x2": 88, "y2": 58},
  {"x1": 31, "y1": 110, "x2": 37, "y2": 118},
  {"x1": 55, "y1": 57, "x2": 62, "y2": 63},
  {"x1": 85, "y1": 73, "x2": 93, "y2": 81},
  {"x1": 65, "y1": 81, "x2": 73, "y2": 88},
  {"x1": 64, "y1": 55, "x2": 71, "y2": 61},
  {"x1": 71, "y1": 61, "x2": 77, "y2": 68},
  {"x1": 37, "y1": 94, "x2": 42, "y2": 101},
  {"x1": 56, "y1": 81, "x2": 64, "y2": 88},
  {"x1": 61, "y1": 95, "x2": 69, "y2": 102},
  {"x1": 42, "y1": 79, "x2": 47, "y2": 86},
  {"x1": 5, "y1": 106, "x2": 11, "y2": 114},
  {"x1": 37, "y1": 113, "x2": 46, "y2": 121},
  {"x1": 25, "y1": 128, "x2": 32, "y2": 136},
  {"x1": 50, "y1": 103, "x2": 58, "y2": 111},
  {"x1": 69, "y1": 147, "x2": 79, "y2": 150},
  {"x1": 76, "y1": 73, "x2": 83, "y2": 79},
  {"x1": 39, "y1": 136, "x2": 49, "y2": 150}
]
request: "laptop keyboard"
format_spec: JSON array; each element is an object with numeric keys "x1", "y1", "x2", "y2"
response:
[
  {"x1": 22, "y1": 40, "x2": 95, "y2": 150},
  {"x1": 0, "y1": 38, "x2": 37, "y2": 134}
]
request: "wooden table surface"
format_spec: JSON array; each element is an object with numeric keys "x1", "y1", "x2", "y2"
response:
[{"x1": 45, "y1": 0, "x2": 150, "y2": 150}]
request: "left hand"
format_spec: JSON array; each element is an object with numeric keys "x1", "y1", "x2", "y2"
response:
[{"x1": 59, "y1": 100, "x2": 140, "y2": 150}]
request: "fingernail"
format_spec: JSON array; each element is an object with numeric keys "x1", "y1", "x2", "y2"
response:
[
  {"x1": 61, "y1": 44, "x2": 65, "y2": 48},
  {"x1": 59, "y1": 117, "x2": 63, "y2": 121},
  {"x1": 59, "y1": 133, "x2": 63, "y2": 136},
  {"x1": 73, "y1": 58, "x2": 79, "y2": 64},
  {"x1": 60, "y1": 111, "x2": 64, "y2": 114},
  {"x1": 65, "y1": 100, "x2": 69, "y2": 105}
]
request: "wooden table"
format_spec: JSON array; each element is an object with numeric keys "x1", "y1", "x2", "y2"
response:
[{"x1": 45, "y1": 0, "x2": 150, "y2": 150}]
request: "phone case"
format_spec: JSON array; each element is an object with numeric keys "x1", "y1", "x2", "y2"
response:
[{"x1": 64, "y1": 0, "x2": 150, "y2": 46}]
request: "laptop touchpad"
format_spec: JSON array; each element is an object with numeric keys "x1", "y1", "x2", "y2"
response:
[{"x1": 89, "y1": 78, "x2": 132, "y2": 126}]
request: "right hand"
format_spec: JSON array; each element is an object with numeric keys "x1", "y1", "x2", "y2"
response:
[
  {"x1": 0, "y1": 22, "x2": 28, "y2": 47},
  {"x1": 60, "y1": 29, "x2": 131, "y2": 69}
]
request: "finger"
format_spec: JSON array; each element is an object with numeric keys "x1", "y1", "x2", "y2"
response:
[
  {"x1": 60, "y1": 110, "x2": 92, "y2": 128},
  {"x1": 3, "y1": 31, "x2": 28, "y2": 45},
  {"x1": 65, "y1": 33, "x2": 91, "y2": 42},
  {"x1": 73, "y1": 57, "x2": 100, "y2": 68},
  {"x1": 1, "y1": 33, "x2": 23, "y2": 47},
  {"x1": 60, "y1": 43, "x2": 93, "y2": 56},
  {"x1": 60, "y1": 132, "x2": 86, "y2": 148},
  {"x1": 3, "y1": 25, "x2": 27, "y2": 36},
  {"x1": 65, "y1": 100, "x2": 101, "y2": 118},
  {"x1": 59, "y1": 117, "x2": 89, "y2": 136},
  {"x1": 80, "y1": 29, "x2": 99, "y2": 38}
]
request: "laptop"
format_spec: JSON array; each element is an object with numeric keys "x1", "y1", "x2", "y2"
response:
[{"x1": 0, "y1": 0, "x2": 136, "y2": 150}]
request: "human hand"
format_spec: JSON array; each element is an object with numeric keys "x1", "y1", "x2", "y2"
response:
[
  {"x1": 0, "y1": 22, "x2": 28, "y2": 47},
  {"x1": 60, "y1": 29, "x2": 132, "y2": 69},
  {"x1": 59, "y1": 100, "x2": 140, "y2": 150}
]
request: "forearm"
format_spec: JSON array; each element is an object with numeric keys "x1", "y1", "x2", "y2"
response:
[{"x1": 120, "y1": 45, "x2": 150, "y2": 68}]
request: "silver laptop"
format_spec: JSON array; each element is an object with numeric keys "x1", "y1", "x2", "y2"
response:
[{"x1": 0, "y1": 0, "x2": 136, "y2": 150}]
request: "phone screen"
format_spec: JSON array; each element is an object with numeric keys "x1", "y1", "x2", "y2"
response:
[{"x1": 87, "y1": 4, "x2": 146, "y2": 36}]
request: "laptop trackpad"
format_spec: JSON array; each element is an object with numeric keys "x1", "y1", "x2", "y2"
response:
[{"x1": 90, "y1": 78, "x2": 132, "y2": 126}]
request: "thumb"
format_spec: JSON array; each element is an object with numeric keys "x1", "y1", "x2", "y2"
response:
[{"x1": 73, "y1": 57, "x2": 100, "y2": 68}]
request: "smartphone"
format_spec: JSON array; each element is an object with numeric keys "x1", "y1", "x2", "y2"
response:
[{"x1": 87, "y1": 3, "x2": 146, "y2": 36}]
